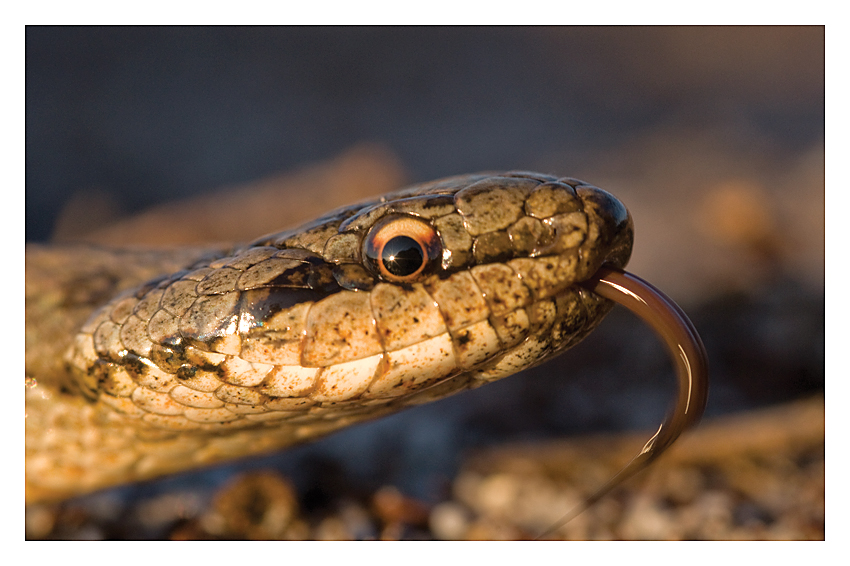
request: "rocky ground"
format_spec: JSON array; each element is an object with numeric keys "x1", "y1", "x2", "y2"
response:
[{"x1": 26, "y1": 397, "x2": 824, "y2": 541}]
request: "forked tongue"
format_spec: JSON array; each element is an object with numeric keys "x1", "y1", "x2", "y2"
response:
[{"x1": 536, "y1": 266, "x2": 709, "y2": 539}]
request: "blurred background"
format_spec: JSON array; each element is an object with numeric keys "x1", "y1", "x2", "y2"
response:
[{"x1": 26, "y1": 26, "x2": 824, "y2": 539}]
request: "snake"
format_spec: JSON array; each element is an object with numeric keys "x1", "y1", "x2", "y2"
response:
[{"x1": 25, "y1": 171, "x2": 708, "y2": 514}]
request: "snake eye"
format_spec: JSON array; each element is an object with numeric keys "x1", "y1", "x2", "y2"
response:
[{"x1": 363, "y1": 214, "x2": 442, "y2": 282}]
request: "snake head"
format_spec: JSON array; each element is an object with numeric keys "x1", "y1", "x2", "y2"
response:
[
  {"x1": 49, "y1": 171, "x2": 647, "y2": 501},
  {"x1": 66, "y1": 172, "x2": 636, "y2": 454},
  {"x1": 46, "y1": 171, "x2": 712, "y2": 511}
]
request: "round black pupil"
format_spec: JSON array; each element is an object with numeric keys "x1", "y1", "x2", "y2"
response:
[{"x1": 382, "y1": 236, "x2": 424, "y2": 277}]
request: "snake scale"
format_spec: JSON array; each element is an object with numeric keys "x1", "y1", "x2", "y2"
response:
[{"x1": 25, "y1": 171, "x2": 705, "y2": 510}]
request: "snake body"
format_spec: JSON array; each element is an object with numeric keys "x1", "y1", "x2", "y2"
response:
[{"x1": 25, "y1": 172, "x2": 634, "y2": 505}]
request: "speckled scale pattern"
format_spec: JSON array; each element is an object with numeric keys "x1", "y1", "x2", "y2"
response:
[{"x1": 27, "y1": 172, "x2": 633, "y2": 503}]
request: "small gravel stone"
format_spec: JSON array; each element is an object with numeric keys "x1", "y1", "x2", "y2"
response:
[{"x1": 429, "y1": 502, "x2": 472, "y2": 540}]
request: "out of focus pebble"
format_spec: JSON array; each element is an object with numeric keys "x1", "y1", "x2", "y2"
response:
[
  {"x1": 208, "y1": 471, "x2": 299, "y2": 540},
  {"x1": 25, "y1": 505, "x2": 57, "y2": 539},
  {"x1": 372, "y1": 485, "x2": 430, "y2": 527},
  {"x1": 464, "y1": 518, "x2": 528, "y2": 541},
  {"x1": 315, "y1": 516, "x2": 353, "y2": 541},
  {"x1": 618, "y1": 493, "x2": 675, "y2": 540},
  {"x1": 327, "y1": 500, "x2": 377, "y2": 540},
  {"x1": 429, "y1": 501, "x2": 471, "y2": 540},
  {"x1": 135, "y1": 492, "x2": 203, "y2": 531}
]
